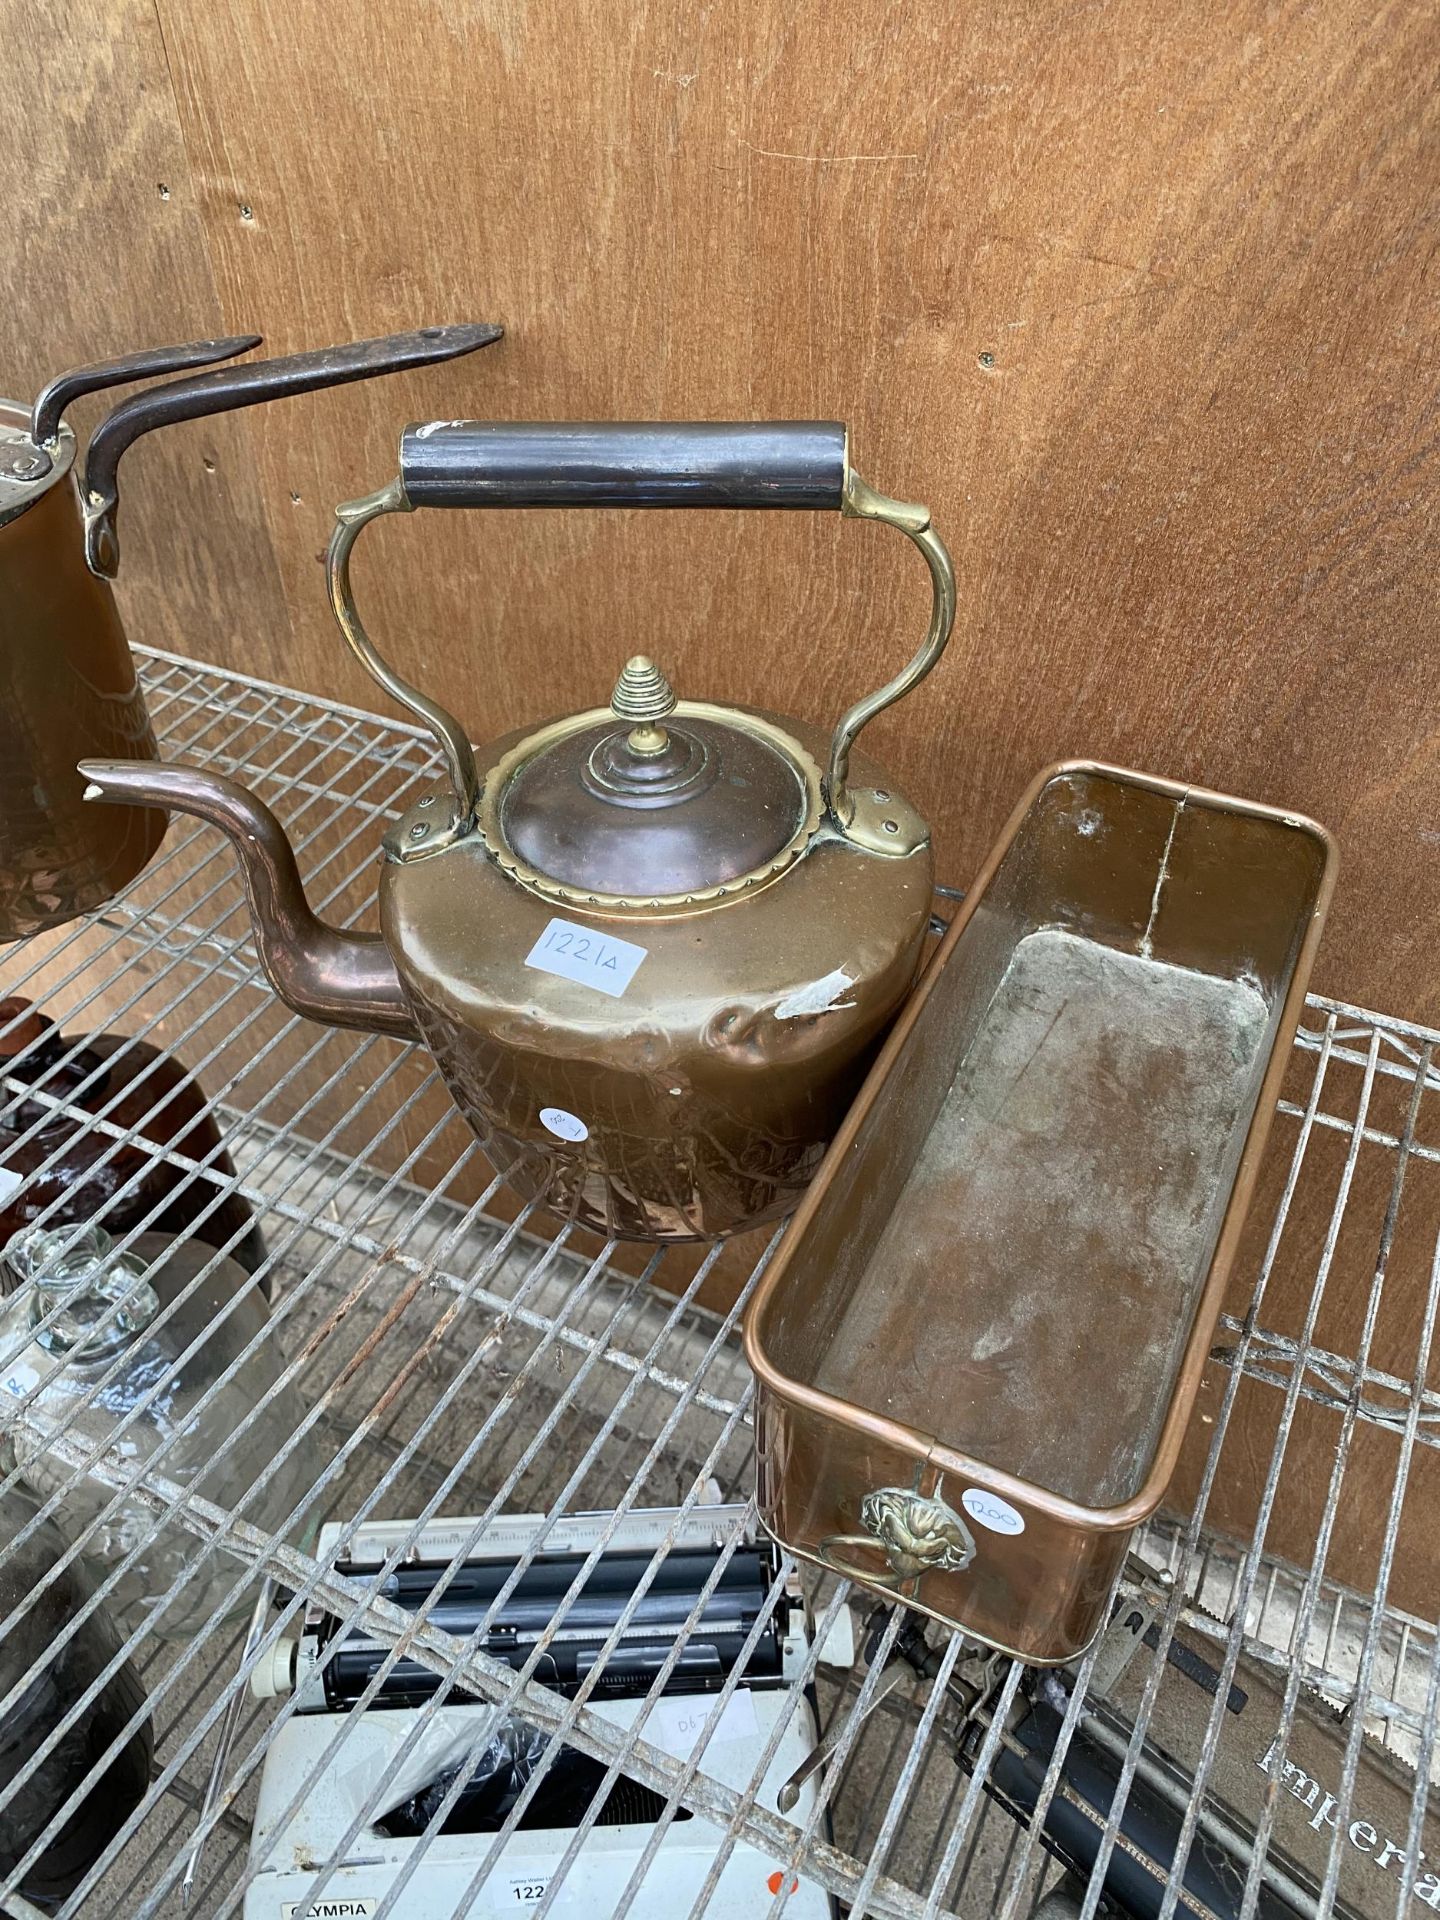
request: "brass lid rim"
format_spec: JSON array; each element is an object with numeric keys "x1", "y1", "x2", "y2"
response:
[{"x1": 479, "y1": 700, "x2": 825, "y2": 915}]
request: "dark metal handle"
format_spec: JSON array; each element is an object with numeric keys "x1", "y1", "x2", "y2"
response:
[
  {"x1": 82, "y1": 322, "x2": 503, "y2": 577},
  {"x1": 398, "y1": 420, "x2": 848, "y2": 510},
  {"x1": 30, "y1": 337, "x2": 263, "y2": 449}
]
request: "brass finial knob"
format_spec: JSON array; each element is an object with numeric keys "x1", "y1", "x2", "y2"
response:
[{"x1": 610, "y1": 655, "x2": 677, "y2": 755}]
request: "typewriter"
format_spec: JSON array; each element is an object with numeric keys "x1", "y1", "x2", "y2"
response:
[{"x1": 243, "y1": 1504, "x2": 842, "y2": 1919}]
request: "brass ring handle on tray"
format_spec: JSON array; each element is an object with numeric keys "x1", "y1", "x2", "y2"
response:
[
  {"x1": 819, "y1": 1486, "x2": 976, "y2": 1588},
  {"x1": 324, "y1": 422, "x2": 956, "y2": 853}
]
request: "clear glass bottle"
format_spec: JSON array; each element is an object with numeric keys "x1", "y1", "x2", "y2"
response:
[
  {"x1": 0, "y1": 1223, "x2": 316, "y2": 1641},
  {"x1": 0, "y1": 1484, "x2": 152, "y2": 1910}
]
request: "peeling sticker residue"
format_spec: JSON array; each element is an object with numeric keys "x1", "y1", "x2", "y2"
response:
[
  {"x1": 774, "y1": 967, "x2": 856, "y2": 1020},
  {"x1": 412, "y1": 419, "x2": 470, "y2": 439}
]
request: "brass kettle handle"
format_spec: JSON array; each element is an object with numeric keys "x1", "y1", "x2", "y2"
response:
[
  {"x1": 326, "y1": 476, "x2": 482, "y2": 848},
  {"x1": 832, "y1": 475, "x2": 956, "y2": 837},
  {"x1": 326, "y1": 421, "x2": 956, "y2": 847}
]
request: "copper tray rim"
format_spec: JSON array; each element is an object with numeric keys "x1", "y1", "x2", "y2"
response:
[{"x1": 743, "y1": 755, "x2": 1339, "y2": 1534}]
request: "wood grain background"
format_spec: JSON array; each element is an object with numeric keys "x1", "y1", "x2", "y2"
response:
[
  {"x1": 5, "y1": 0, "x2": 1436, "y2": 1016},
  {"x1": 3, "y1": 0, "x2": 1438, "y2": 1602}
]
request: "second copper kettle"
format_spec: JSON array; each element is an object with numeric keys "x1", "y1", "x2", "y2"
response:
[
  {"x1": 0, "y1": 325, "x2": 500, "y2": 941},
  {"x1": 84, "y1": 421, "x2": 956, "y2": 1241}
]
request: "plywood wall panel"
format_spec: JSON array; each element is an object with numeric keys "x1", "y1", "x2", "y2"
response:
[
  {"x1": 145, "y1": 0, "x2": 1440, "y2": 1019},
  {"x1": 0, "y1": 0, "x2": 296, "y2": 675}
]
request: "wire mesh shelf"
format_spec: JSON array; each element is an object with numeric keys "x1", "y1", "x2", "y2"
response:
[{"x1": 0, "y1": 647, "x2": 1436, "y2": 1920}]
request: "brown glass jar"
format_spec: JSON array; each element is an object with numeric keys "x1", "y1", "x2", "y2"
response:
[{"x1": 0, "y1": 998, "x2": 269, "y2": 1290}]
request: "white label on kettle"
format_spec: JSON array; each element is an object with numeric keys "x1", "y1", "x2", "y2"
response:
[
  {"x1": 524, "y1": 918, "x2": 648, "y2": 998},
  {"x1": 962, "y1": 1487, "x2": 1026, "y2": 1535},
  {"x1": 0, "y1": 1167, "x2": 24, "y2": 1206},
  {"x1": 539, "y1": 1107, "x2": 589, "y2": 1143}
]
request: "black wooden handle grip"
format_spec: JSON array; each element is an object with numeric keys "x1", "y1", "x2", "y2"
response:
[{"x1": 398, "y1": 420, "x2": 848, "y2": 509}]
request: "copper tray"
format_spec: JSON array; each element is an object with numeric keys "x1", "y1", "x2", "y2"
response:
[{"x1": 744, "y1": 761, "x2": 1336, "y2": 1663}]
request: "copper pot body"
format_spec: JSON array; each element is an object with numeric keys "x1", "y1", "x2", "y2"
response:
[
  {"x1": 745, "y1": 761, "x2": 1336, "y2": 1663},
  {"x1": 386, "y1": 717, "x2": 934, "y2": 1241},
  {"x1": 0, "y1": 402, "x2": 165, "y2": 940}
]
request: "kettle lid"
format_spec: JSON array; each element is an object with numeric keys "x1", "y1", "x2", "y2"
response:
[
  {"x1": 492, "y1": 657, "x2": 821, "y2": 905},
  {"x1": 0, "y1": 407, "x2": 75, "y2": 529}
]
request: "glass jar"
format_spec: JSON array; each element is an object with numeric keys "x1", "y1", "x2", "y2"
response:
[
  {"x1": 0, "y1": 1484, "x2": 152, "y2": 1910},
  {"x1": 0, "y1": 997, "x2": 269, "y2": 1288},
  {"x1": 0, "y1": 1224, "x2": 315, "y2": 1640}
]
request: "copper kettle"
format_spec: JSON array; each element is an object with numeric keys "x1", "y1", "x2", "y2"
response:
[
  {"x1": 83, "y1": 422, "x2": 956, "y2": 1241},
  {"x1": 0, "y1": 325, "x2": 500, "y2": 940}
]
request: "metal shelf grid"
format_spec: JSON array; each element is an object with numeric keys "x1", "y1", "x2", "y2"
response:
[{"x1": 0, "y1": 646, "x2": 1435, "y2": 1919}]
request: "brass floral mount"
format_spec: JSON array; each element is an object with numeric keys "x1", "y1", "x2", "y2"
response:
[{"x1": 820, "y1": 1485, "x2": 976, "y2": 1587}]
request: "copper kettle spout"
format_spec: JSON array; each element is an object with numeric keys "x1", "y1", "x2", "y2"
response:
[{"x1": 78, "y1": 760, "x2": 419, "y2": 1042}]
